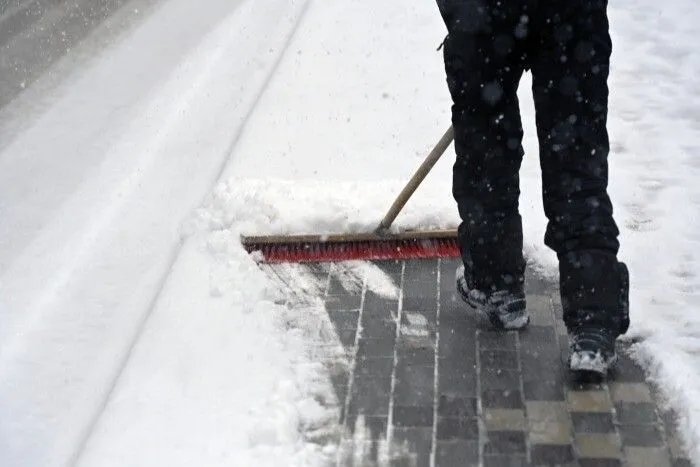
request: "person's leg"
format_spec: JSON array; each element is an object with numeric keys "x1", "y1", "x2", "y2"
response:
[
  {"x1": 437, "y1": 0, "x2": 532, "y2": 328},
  {"x1": 530, "y1": 0, "x2": 629, "y2": 372}
]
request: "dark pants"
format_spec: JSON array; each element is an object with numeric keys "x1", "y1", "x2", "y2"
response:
[{"x1": 437, "y1": 0, "x2": 629, "y2": 335}]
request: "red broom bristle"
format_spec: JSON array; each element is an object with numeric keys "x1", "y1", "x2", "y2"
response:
[{"x1": 243, "y1": 238, "x2": 460, "y2": 263}]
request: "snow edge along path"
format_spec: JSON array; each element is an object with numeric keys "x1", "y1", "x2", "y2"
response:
[
  {"x1": 71, "y1": 2, "x2": 351, "y2": 467},
  {"x1": 0, "y1": 1, "x2": 314, "y2": 466}
]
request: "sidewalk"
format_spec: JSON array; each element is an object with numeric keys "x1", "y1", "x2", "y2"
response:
[{"x1": 310, "y1": 258, "x2": 693, "y2": 466}]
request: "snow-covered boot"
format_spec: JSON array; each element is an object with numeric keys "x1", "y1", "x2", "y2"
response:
[
  {"x1": 456, "y1": 265, "x2": 529, "y2": 330},
  {"x1": 568, "y1": 326, "x2": 618, "y2": 375}
]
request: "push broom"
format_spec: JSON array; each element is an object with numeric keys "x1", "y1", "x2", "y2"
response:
[{"x1": 241, "y1": 125, "x2": 459, "y2": 263}]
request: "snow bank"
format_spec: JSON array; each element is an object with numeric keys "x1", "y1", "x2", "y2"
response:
[{"x1": 0, "y1": 0, "x2": 323, "y2": 465}]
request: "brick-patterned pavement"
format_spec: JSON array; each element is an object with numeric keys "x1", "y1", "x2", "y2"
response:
[{"x1": 304, "y1": 258, "x2": 694, "y2": 467}]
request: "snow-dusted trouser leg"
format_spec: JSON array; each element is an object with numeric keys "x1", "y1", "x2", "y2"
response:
[
  {"x1": 529, "y1": 0, "x2": 629, "y2": 336},
  {"x1": 437, "y1": 0, "x2": 530, "y2": 293}
]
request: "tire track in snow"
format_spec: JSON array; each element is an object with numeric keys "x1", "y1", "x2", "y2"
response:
[{"x1": 68, "y1": 2, "x2": 312, "y2": 466}]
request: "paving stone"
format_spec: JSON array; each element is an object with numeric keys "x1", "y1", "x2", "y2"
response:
[
  {"x1": 437, "y1": 417, "x2": 479, "y2": 441},
  {"x1": 354, "y1": 357, "x2": 394, "y2": 379},
  {"x1": 578, "y1": 459, "x2": 622, "y2": 467},
  {"x1": 615, "y1": 402, "x2": 657, "y2": 425},
  {"x1": 393, "y1": 406, "x2": 434, "y2": 428},
  {"x1": 336, "y1": 328, "x2": 358, "y2": 347},
  {"x1": 619, "y1": 423, "x2": 663, "y2": 447},
  {"x1": 325, "y1": 294, "x2": 363, "y2": 312},
  {"x1": 404, "y1": 259, "x2": 438, "y2": 283},
  {"x1": 364, "y1": 287, "x2": 399, "y2": 307},
  {"x1": 397, "y1": 329, "x2": 435, "y2": 352},
  {"x1": 526, "y1": 401, "x2": 569, "y2": 422},
  {"x1": 346, "y1": 376, "x2": 392, "y2": 419},
  {"x1": 402, "y1": 296, "x2": 438, "y2": 314},
  {"x1": 373, "y1": 259, "x2": 404, "y2": 279},
  {"x1": 529, "y1": 420, "x2": 571, "y2": 445},
  {"x1": 438, "y1": 394, "x2": 478, "y2": 418},
  {"x1": 483, "y1": 389, "x2": 524, "y2": 409},
  {"x1": 397, "y1": 347, "x2": 435, "y2": 365},
  {"x1": 439, "y1": 365, "x2": 478, "y2": 396},
  {"x1": 609, "y1": 382, "x2": 653, "y2": 403},
  {"x1": 527, "y1": 295, "x2": 555, "y2": 326},
  {"x1": 391, "y1": 428, "x2": 432, "y2": 466},
  {"x1": 394, "y1": 364, "x2": 435, "y2": 406},
  {"x1": 575, "y1": 433, "x2": 621, "y2": 459},
  {"x1": 570, "y1": 412, "x2": 616, "y2": 433},
  {"x1": 357, "y1": 337, "x2": 395, "y2": 359},
  {"x1": 624, "y1": 447, "x2": 672, "y2": 467},
  {"x1": 479, "y1": 331, "x2": 518, "y2": 350},
  {"x1": 530, "y1": 443, "x2": 575, "y2": 464},
  {"x1": 612, "y1": 344, "x2": 648, "y2": 383},
  {"x1": 483, "y1": 409, "x2": 527, "y2": 431},
  {"x1": 439, "y1": 325, "x2": 477, "y2": 360},
  {"x1": 567, "y1": 389, "x2": 613, "y2": 412},
  {"x1": 435, "y1": 440, "x2": 479, "y2": 466},
  {"x1": 523, "y1": 379, "x2": 566, "y2": 401},
  {"x1": 483, "y1": 431, "x2": 527, "y2": 455},
  {"x1": 483, "y1": 455, "x2": 529, "y2": 467},
  {"x1": 480, "y1": 349, "x2": 519, "y2": 370},
  {"x1": 481, "y1": 368, "x2": 521, "y2": 391},
  {"x1": 327, "y1": 310, "x2": 361, "y2": 329}
]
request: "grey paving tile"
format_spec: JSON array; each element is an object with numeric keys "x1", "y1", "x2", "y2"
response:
[
  {"x1": 482, "y1": 389, "x2": 524, "y2": 409},
  {"x1": 393, "y1": 406, "x2": 434, "y2": 428},
  {"x1": 354, "y1": 357, "x2": 394, "y2": 379},
  {"x1": 326, "y1": 294, "x2": 363, "y2": 312},
  {"x1": 327, "y1": 310, "x2": 360, "y2": 330},
  {"x1": 391, "y1": 428, "x2": 432, "y2": 466},
  {"x1": 373, "y1": 259, "x2": 404, "y2": 279},
  {"x1": 437, "y1": 417, "x2": 480, "y2": 441},
  {"x1": 404, "y1": 258, "x2": 438, "y2": 282},
  {"x1": 523, "y1": 379, "x2": 566, "y2": 401},
  {"x1": 578, "y1": 459, "x2": 622, "y2": 467},
  {"x1": 435, "y1": 440, "x2": 479, "y2": 466},
  {"x1": 479, "y1": 331, "x2": 518, "y2": 350},
  {"x1": 439, "y1": 323, "x2": 477, "y2": 360},
  {"x1": 345, "y1": 376, "x2": 392, "y2": 420},
  {"x1": 481, "y1": 349, "x2": 519, "y2": 370},
  {"x1": 364, "y1": 290, "x2": 400, "y2": 314},
  {"x1": 336, "y1": 328, "x2": 358, "y2": 348},
  {"x1": 439, "y1": 368, "x2": 478, "y2": 396},
  {"x1": 483, "y1": 455, "x2": 529, "y2": 467},
  {"x1": 483, "y1": 431, "x2": 527, "y2": 455},
  {"x1": 480, "y1": 368, "x2": 521, "y2": 391},
  {"x1": 619, "y1": 423, "x2": 664, "y2": 447},
  {"x1": 615, "y1": 402, "x2": 657, "y2": 425},
  {"x1": 570, "y1": 412, "x2": 616, "y2": 433},
  {"x1": 357, "y1": 337, "x2": 395, "y2": 359},
  {"x1": 394, "y1": 364, "x2": 435, "y2": 406},
  {"x1": 438, "y1": 394, "x2": 478, "y2": 418},
  {"x1": 530, "y1": 443, "x2": 575, "y2": 464},
  {"x1": 397, "y1": 347, "x2": 435, "y2": 365},
  {"x1": 362, "y1": 318, "x2": 397, "y2": 341}
]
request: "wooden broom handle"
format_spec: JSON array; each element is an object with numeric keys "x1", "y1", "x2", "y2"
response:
[{"x1": 375, "y1": 125, "x2": 454, "y2": 234}]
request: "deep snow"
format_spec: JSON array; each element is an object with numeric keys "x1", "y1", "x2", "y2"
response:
[{"x1": 1, "y1": 0, "x2": 699, "y2": 465}]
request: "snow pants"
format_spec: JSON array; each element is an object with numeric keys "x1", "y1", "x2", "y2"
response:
[{"x1": 436, "y1": 0, "x2": 629, "y2": 335}]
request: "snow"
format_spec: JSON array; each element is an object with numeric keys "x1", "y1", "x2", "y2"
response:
[{"x1": 1, "y1": 0, "x2": 700, "y2": 465}]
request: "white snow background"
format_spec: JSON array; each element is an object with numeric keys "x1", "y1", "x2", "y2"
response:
[{"x1": 0, "y1": 0, "x2": 699, "y2": 465}]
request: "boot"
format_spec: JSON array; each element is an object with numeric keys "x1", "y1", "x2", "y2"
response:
[{"x1": 456, "y1": 265, "x2": 529, "y2": 330}]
